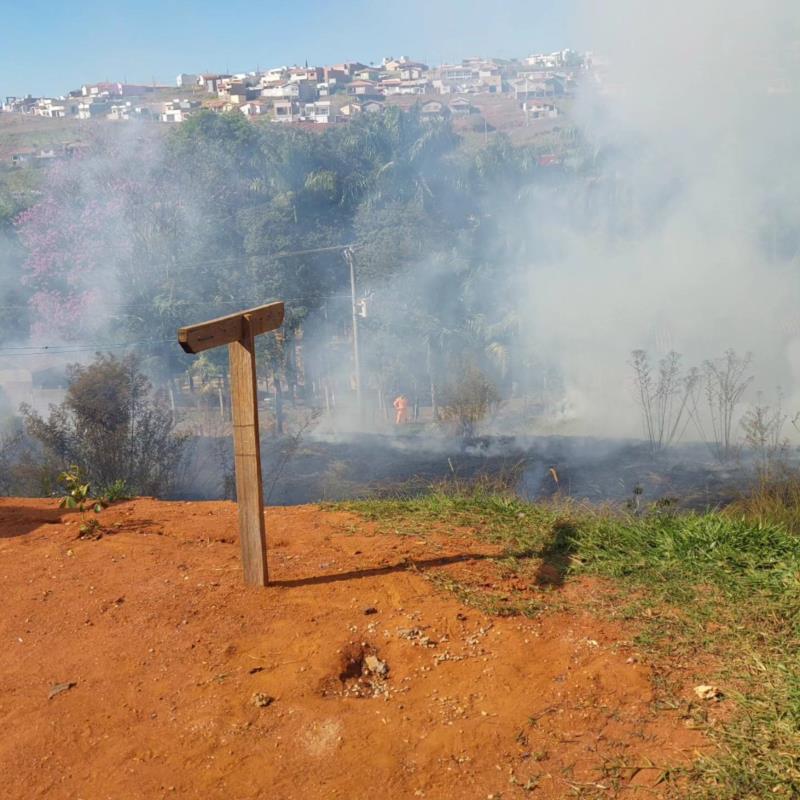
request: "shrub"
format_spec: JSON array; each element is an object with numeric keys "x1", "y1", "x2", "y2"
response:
[
  {"x1": 438, "y1": 365, "x2": 500, "y2": 439},
  {"x1": 22, "y1": 353, "x2": 186, "y2": 496}
]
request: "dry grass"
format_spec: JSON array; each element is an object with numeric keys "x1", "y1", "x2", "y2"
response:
[{"x1": 726, "y1": 466, "x2": 800, "y2": 534}]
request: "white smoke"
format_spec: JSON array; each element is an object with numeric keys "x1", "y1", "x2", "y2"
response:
[{"x1": 522, "y1": 0, "x2": 800, "y2": 436}]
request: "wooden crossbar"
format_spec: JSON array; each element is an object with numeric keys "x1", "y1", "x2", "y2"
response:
[{"x1": 178, "y1": 302, "x2": 285, "y2": 354}]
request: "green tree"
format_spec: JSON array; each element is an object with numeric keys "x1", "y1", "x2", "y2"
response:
[{"x1": 22, "y1": 353, "x2": 186, "y2": 495}]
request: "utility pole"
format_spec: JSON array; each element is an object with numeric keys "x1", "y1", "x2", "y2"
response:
[{"x1": 344, "y1": 247, "x2": 363, "y2": 417}]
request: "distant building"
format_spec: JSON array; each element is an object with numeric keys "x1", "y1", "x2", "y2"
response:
[
  {"x1": 176, "y1": 73, "x2": 199, "y2": 88},
  {"x1": 511, "y1": 76, "x2": 565, "y2": 101},
  {"x1": 523, "y1": 100, "x2": 559, "y2": 120},
  {"x1": 77, "y1": 99, "x2": 111, "y2": 119},
  {"x1": 346, "y1": 80, "x2": 383, "y2": 99},
  {"x1": 287, "y1": 66, "x2": 323, "y2": 84},
  {"x1": 420, "y1": 100, "x2": 447, "y2": 119},
  {"x1": 396, "y1": 79, "x2": 430, "y2": 96},
  {"x1": 261, "y1": 80, "x2": 316, "y2": 101},
  {"x1": 3, "y1": 95, "x2": 38, "y2": 113},
  {"x1": 108, "y1": 102, "x2": 153, "y2": 121},
  {"x1": 81, "y1": 82, "x2": 155, "y2": 98},
  {"x1": 197, "y1": 74, "x2": 231, "y2": 94},
  {"x1": 33, "y1": 97, "x2": 76, "y2": 118},
  {"x1": 448, "y1": 98, "x2": 473, "y2": 115},
  {"x1": 383, "y1": 57, "x2": 427, "y2": 72},
  {"x1": 240, "y1": 100, "x2": 270, "y2": 117},
  {"x1": 354, "y1": 68, "x2": 382, "y2": 82},
  {"x1": 303, "y1": 100, "x2": 331, "y2": 123},
  {"x1": 339, "y1": 99, "x2": 384, "y2": 121},
  {"x1": 160, "y1": 98, "x2": 200, "y2": 123},
  {"x1": 273, "y1": 100, "x2": 300, "y2": 123}
]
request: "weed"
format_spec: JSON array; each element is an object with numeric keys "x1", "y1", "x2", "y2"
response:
[
  {"x1": 58, "y1": 465, "x2": 107, "y2": 539},
  {"x1": 100, "y1": 479, "x2": 131, "y2": 504},
  {"x1": 701, "y1": 350, "x2": 753, "y2": 463},
  {"x1": 630, "y1": 350, "x2": 699, "y2": 456}
]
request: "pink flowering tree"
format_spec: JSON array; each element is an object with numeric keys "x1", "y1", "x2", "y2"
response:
[{"x1": 15, "y1": 153, "x2": 135, "y2": 341}]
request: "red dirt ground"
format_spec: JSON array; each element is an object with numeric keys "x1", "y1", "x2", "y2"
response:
[{"x1": 0, "y1": 499, "x2": 712, "y2": 800}]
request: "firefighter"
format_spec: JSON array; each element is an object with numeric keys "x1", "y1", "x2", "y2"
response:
[{"x1": 393, "y1": 394, "x2": 409, "y2": 425}]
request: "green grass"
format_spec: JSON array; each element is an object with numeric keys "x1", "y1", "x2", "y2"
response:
[{"x1": 338, "y1": 486, "x2": 800, "y2": 799}]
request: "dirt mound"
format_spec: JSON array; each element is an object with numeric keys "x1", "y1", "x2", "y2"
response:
[{"x1": 0, "y1": 498, "x2": 710, "y2": 799}]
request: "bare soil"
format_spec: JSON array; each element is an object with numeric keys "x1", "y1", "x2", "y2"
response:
[{"x1": 0, "y1": 499, "x2": 712, "y2": 799}]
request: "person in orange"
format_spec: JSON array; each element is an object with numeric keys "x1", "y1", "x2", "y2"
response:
[{"x1": 393, "y1": 394, "x2": 409, "y2": 425}]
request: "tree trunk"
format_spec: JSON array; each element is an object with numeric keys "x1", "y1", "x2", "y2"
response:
[
  {"x1": 286, "y1": 333, "x2": 298, "y2": 404},
  {"x1": 427, "y1": 339, "x2": 439, "y2": 422},
  {"x1": 273, "y1": 374, "x2": 284, "y2": 436},
  {"x1": 168, "y1": 381, "x2": 177, "y2": 424}
]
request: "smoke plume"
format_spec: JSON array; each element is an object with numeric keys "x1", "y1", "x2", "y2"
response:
[{"x1": 520, "y1": 0, "x2": 800, "y2": 436}]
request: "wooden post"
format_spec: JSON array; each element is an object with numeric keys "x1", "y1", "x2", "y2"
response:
[
  {"x1": 228, "y1": 314, "x2": 267, "y2": 585},
  {"x1": 178, "y1": 302, "x2": 284, "y2": 587}
]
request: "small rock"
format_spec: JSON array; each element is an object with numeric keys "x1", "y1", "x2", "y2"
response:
[
  {"x1": 48, "y1": 681, "x2": 76, "y2": 700},
  {"x1": 364, "y1": 655, "x2": 388, "y2": 677},
  {"x1": 363, "y1": 606, "x2": 378, "y2": 616},
  {"x1": 694, "y1": 684, "x2": 723, "y2": 701},
  {"x1": 248, "y1": 666, "x2": 264, "y2": 674},
  {"x1": 252, "y1": 692, "x2": 274, "y2": 708}
]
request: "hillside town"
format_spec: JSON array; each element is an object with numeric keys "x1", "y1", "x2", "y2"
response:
[{"x1": 2, "y1": 49, "x2": 590, "y2": 134}]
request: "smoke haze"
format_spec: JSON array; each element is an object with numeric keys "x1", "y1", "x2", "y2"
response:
[
  {"x1": 3, "y1": 0, "x2": 800, "y2": 461},
  {"x1": 520, "y1": 0, "x2": 800, "y2": 435}
]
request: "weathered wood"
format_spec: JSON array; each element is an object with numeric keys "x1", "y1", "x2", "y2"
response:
[
  {"x1": 228, "y1": 314, "x2": 268, "y2": 586},
  {"x1": 178, "y1": 302, "x2": 285, "y2": 354}
]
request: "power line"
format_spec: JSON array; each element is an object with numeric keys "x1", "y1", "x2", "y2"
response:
[
  {"x1": 0, "y1": 291, "x2": 359, "y2": 356},
  {"x1": 0, "y1": 293, "x2": 359, "y2": 313},
  {"x1": 0, "y1": 339, "x2": 174, "y2": 358}
]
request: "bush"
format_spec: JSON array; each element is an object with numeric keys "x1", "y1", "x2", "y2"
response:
[
  {"x1": 438, "y1": 365, "x2": 500, "y2": 438},
  {"x1": 22, "y1": 353, "x2": 186, "y2": 496}
]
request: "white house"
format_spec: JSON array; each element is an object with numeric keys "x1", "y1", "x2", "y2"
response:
[
  {"x1": 77, "y1": 99, "x2": 111, "y2": 119},
  {"x1": 197, "y1": 74, "x2": 230, "y2": 94},
  {"x1": 34, "y1": 98, "x2": 73, "y2": 118},
  {"x1": 523, "y1": 101, "x2": 559, "y2": 119},
  {"x1": 260, "y1": 67, "x2": 287, "y2": 84},
  {"x1": 396, "y1": 79, "x2": 430, "y2": 96},
  {"x1": 261, "y1": 82, "x2": 300, "y2": 99},
  {"x1": 272, "y1": 100, "x2": 300, "y2": 122},
  {"x1": 240, "y1": 100, "x2": 269, "y2": 117},
  {"x1": 108, "y1": 102, "x2": 133, "y2": 120},
  {"x1": 160, "y1": 98, "x2": 200, "y2": 123},
  {"x1": 303, "y1": 100, "x2": 331, "y2": 123}
]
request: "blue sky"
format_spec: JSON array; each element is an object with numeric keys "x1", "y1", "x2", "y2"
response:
[{"x1": 1, "y1": 0, "x2": 577, "y2": 98}]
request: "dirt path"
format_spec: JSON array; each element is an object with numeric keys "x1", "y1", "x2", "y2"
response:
[{"x1": 0, "y1": 499, "x2": 708, "y2": 799}]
